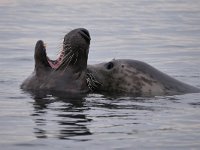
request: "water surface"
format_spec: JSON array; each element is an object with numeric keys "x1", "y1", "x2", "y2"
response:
[{"x1": 0, "y1": 0, "x2": 200, "y2": 149}]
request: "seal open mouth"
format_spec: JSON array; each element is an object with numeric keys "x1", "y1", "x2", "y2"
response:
[
  {"x1": 43, "y1": 28, "x2": 90, "y2": 70},
  {"x1": 47, "y1": 49, "x2": 64, "y2": 69}
]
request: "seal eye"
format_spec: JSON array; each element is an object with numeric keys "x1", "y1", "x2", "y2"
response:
[{"x1": 106, "y1": 62, "x2": 114, "y2": 70}]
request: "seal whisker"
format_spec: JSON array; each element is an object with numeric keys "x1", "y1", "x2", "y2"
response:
[
  {"x1": 58, "y1": 51, "x2": 75, "y2": 72},
  {"x1": 73, "y1": 51, "x2": 79, "y2": 65},
  {"x1": 56, "y1": 48, "x2": 63, "y2": 56},
  {"x1": 67, "y1": 53, "x2": 74, "y2": 64},
  {"x1": 86, "y1": 72, "x2": 102, "y2": 91},
  {"x1": 54, "y1": 53, "x2": 72, "y2": 71},
  {"x1": 22, "y1": 28, "x2": 92, "y2": 94}
]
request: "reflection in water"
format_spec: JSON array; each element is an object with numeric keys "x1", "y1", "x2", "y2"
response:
[
  {"x1": 30, "y1": 92, "x2": 158, "y2": 140},
  {"x1": 31, "y1": 93, "x2": 92, "y2": 140},
  {"x1": 0, "y1": 0, "x2": 200, "y2": 149}
]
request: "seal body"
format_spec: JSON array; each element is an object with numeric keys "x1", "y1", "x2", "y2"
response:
[
  {"x1": 87, "y1": 59, "x2": 200, "y2": 96},
  {"x1": 21, "y1": 68, "x2": 89, "y2": 94},
  {"x1": 21, "y1": 28, "x2": 91, "y2": 94},
  {"x1": 21, "y1": 28, "x2": 199, "y2": 97}
]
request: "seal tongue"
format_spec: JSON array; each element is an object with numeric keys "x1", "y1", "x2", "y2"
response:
[{"x1": 48, "y1": 59, "x2": 60, "y2": 69}]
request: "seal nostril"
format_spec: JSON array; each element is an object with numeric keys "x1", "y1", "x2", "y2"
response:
[
  {"x1": 82, "y1": 29, "x2": 90, "y2": 37},
  {"x1": 79, "y1": 29, "x2": 91, "y2": 42}
]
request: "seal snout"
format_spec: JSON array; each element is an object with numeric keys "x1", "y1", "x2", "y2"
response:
[{"x1": 79, "y1": 28, "x2": 91, "y2": 42}]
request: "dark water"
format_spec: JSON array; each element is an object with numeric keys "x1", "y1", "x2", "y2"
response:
[{"x1": 0, "y1": 0, "x2": 200, "y2": 149}]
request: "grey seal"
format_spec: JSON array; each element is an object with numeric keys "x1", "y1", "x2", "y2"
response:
[
  {"x1": 87, "y1": 59, "x2": 200, "y2": 96},
  {"x1": 21, "y1": 28, "x2": 91, "y2": 94}
]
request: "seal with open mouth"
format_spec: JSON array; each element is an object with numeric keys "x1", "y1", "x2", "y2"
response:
[
  {"x1": 87, "y1": 59, "x2": 200, "y2": 96},
  {"x1": 21, "y1": 28, "x2": 92, "y2": 94}
]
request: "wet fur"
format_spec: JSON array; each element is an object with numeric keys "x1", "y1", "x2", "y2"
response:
[
  {"x1": 21, "y1": 28, "x2": 90, "y2": 94},
  {"x1": 87, "y1": 59, "x2": 200, "y2": 96}
]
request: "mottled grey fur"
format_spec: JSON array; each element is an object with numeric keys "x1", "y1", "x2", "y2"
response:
[{"x1": 87, "y1": 59, "x2": 200, "y2": 96}]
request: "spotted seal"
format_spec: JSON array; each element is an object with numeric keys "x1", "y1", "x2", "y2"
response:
[
  {"x1": 21, "y1": 28, "x2": 92, "y2": 94},
  {"x1": 87, "y1": 59, "x2": 200, "y2": 96}
]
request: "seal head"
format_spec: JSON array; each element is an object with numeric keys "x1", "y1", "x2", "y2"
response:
[
  {"x1": 87, "y1": 59, "x2": 200, "y2": 96},
  {"x1": 21, "y1": 28, "x2": 91, "y2": 94},
  {"x1": 48, "y1": 28, "x2": 90, "y2": 73}
]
